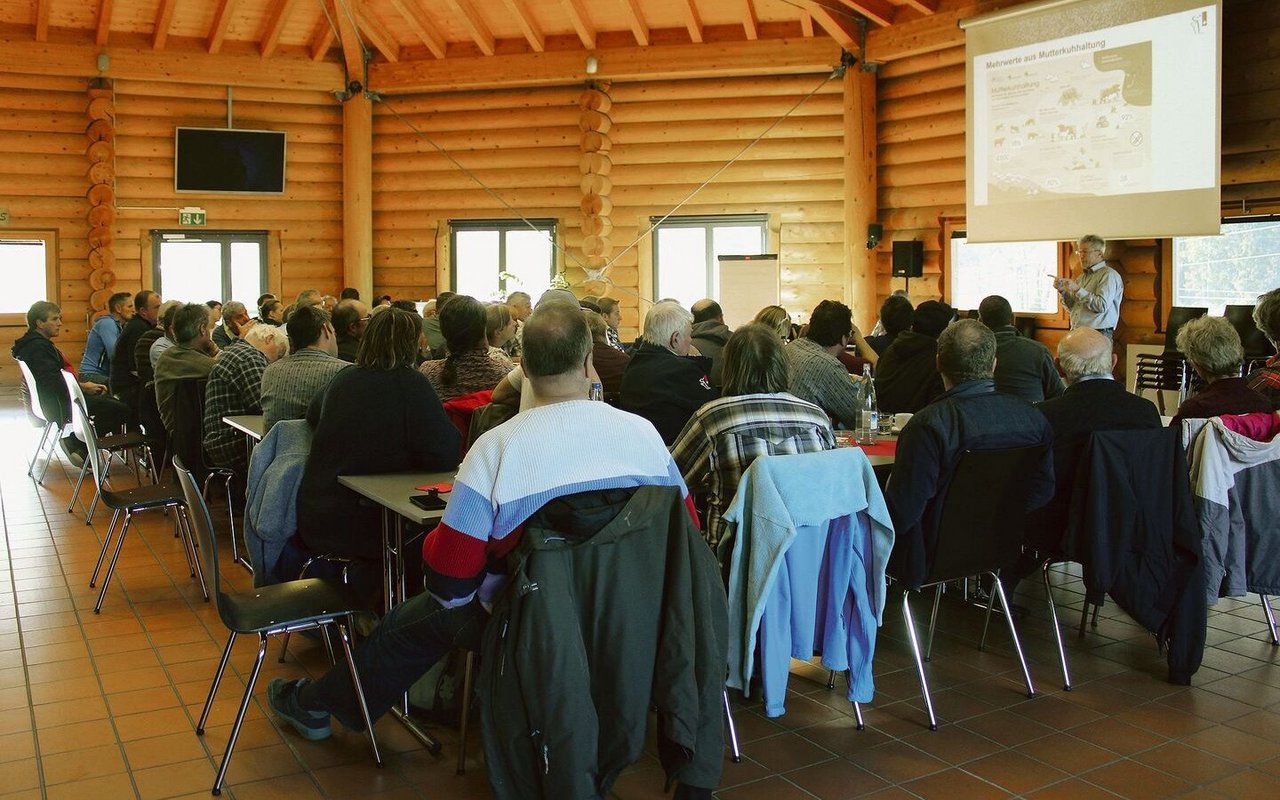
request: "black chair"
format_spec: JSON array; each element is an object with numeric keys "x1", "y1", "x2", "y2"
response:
[
  {"x1": 78, "y1": 397, "x2": 207, "y2": 614},
  {"x1": 1225, "y1": 304, "x2": 1273, "y2": 360},
  {"x1": 1163, "y1": 306, "x2": 1208, "y2": 352},
  {"x1": 890, "y1": 445, "x2": 1047, "y2": 731},
  {"x1": 1133, "y1": 352, "x2": 1188, "y2": 415},
  {"x1": 172, "y1": 456, "x2": 383, "y2": 796}
]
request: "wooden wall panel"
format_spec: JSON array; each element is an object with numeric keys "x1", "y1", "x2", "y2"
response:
[
  {"x1": 111, "y1": 79, "x2": 345, "y2": 305},
  {"x1": 373, "y1": 73, "x2": 846, "y2": 335},
  {"x1": 0, "y1": 72, "x2": 91, "y2": 392}
]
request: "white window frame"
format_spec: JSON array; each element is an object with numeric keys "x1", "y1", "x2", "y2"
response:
[
  {"x1": 651, "y1": 214, "x2": 769, "y2": 304},
  {"x1": 0, "y1": 230, "x2": 57, "y2": 327},
  {"x1": 449, "y1": 219, "x2": 557, "y2": 300}
]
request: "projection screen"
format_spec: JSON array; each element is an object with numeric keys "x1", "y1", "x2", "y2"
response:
[{"x1": 962, "y1": 0, "x2": 1221, "y2": 242}]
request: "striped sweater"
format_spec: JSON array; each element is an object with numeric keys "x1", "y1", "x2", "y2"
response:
[{"x1": 422, "y1": 399, "x2": 693, "y2": 606}]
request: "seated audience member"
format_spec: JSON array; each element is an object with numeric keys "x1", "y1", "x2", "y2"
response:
[
  {"x1": 321, "y1": 294, "x2": 337, "y2": 313},
  {"x1": 597, "y1": 296, "x2": 625, "y2": 350},
  {"x1": 502, "y1": 290, "x2": 532, "y2": 359},
  {"x1": 1247, "y1": 287, "x2": 1280, "y2": 409},
  {"x1": 149, "y1": 301, "x2": 182, "y2": 370},
  {"x1": 154, "y1": 303, "x2": 220, "y2": 435},
  {"x1": 1032, "y1": 327, "x2": 1160, "y2": 546},
  {"x1": 259, "y1": 305, "x2": 348, "y2": 434},
  {"x1": 340, "y1": 287, "x2": 360, "y2": 301},
  {"x1": 420, "y1": 295, "x2": 514, "y2": 400},
  {"x1": 258, "y1": 298, "x2": 284, "y2": 326},
  {"x1": 12, "y1": 301, "x2": 135, "y2": 464},
  {"x1": 584, "y1": 309, "x2": 629, "y2": 397},
  {"x1": 621, "y1": 301, "x2": 719, "y2": 444},
  {"x1": 110, "y1": 289, "x2": 162, "y2": 410},
  {"x1": 978, "y1": 294, "x2": 1065, "y2": 403},
  {"x1": 1171, "y1": 315, "x2": 1272, "y2": 426},
  {"x1": 420, "y1": 295, "x2": 445, "y2": 357},
  {"x1": 206, "y1": 300, "x2": 223, "y2": 329},
  {"x1": 331, "y1": 298, "x2": 369, "y2": 363},
  {"x1": 212, "y1": 301, "x2": 251, "y2": 348},
  {"x1": 868, "y1": 289, "x2": 909, "y2": 337},
  {"x1": 295, "y1": 288, "x2": 323, "y2": 310},
  {"x1": 579, "y1": 295, "x2": 603, "y2": 314},
  {"x1": 690, "y1": 298, "x2": 733, "y2": 387},
  {"x1": 885, "y1": 319, "x2": 1054, "y2": 588},
  {"x1": 864, "y1": 293, "x2": 914, "y2": 356},
  {"x1": 485, "y1": 302, "x2": 518, "y2": 361},
  {"x1": 673, "y1": 323, "x2": 835, "y2": 548},
  {"x1": 270, "y1": 302, "x2": 701, "y2": 796},
  {"x1": 784, "y1": 300, "x2": 864, "y2": 429},
  {"x1": 79, "y1": 291, "x2": 133, "y2": 385},
  {"x1": 390, "y1": 299, "x2": 418, "y2": 313},
  {"x1": 292, "y1": 308, "x2": 461, "y2": 579},
  {"x1": 874, "y1": 300, "x2": 953, "y2": 414},
  {"x1": 753, "y1": 305, "x2": 792, "y2": 342},
  {"x1": 203, "y1": 323, "x2": 289, "y2": 475}
]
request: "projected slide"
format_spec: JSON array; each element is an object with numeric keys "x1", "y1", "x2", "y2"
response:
[{"x1": 972, "y1": 5, "x2": 1216, "y2": 207}]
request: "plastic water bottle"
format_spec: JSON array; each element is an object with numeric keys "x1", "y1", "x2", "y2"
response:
[{"x1": 859, "y1": 364, "x2": 878, "y2": 445}]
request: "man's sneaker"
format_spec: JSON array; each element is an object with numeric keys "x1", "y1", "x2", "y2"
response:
[
  {"x1": 268, "y1": 678, "x2": 331, "y2": 741},
  {"x1": 59, "y1": 437, "x2": 85, "y2": 470}
]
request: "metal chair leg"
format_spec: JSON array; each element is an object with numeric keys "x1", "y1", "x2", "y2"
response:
[
  {"x1": 456, "y1": 650, "x2": 477, "y2": 775},
  {"x1": 924, "y1": 584, "x2": 943, "y2": 661},
  {"x1": 723, "y1": 689, "x2": 742, "y2": 762},
  {"x1": 93, "y1": 510, "x2": 133, "y2": 614},
  {"x1": 89, "y1": 509, "x2": 122, "y2": 589},
  {"x1": 197, "y1": 632, "x2": 238, "y2": 735},
  {"x1": 1042, "y1": 562, "x2": 1072, "y2": 690},
  {"x1": 853, "y1": 701, "x2": 865, "y2": 731},
  {"x1": 990, "y1": 574, "x2": 1036, "y2": 699},
  {"x1": 902, "y1": 591, "x2": 938, "y2": 731},
  {"x1": 1261, "y1": 595, "x2": 1279, "y2": 646},
  {"x1": 979, "y1": 574, "x2": 999, "y2": 651},
  {"x1": 179, "y1": 507, "x2": 209, "y2": 602},
  {"x1": 67, "y1": 457, "x2": 91, "y2": 514},
  {"x1": 337, "y1": 620, "x2": 383, "y2": 768},
  {"x1": 211, "y1": 636, "x2": 268, "y2": 795},
  {"x1": 35, "y1": 425, "x2": 61, "y2": 484},
  {"x1": 28, "y1": 422, "x2": 51, "y2": 477}
]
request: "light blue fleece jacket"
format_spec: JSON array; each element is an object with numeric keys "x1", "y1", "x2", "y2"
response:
[
  {"x1": 243, "y1": 418, "x2": 311, "y2": 587},
  {"x1": 721, "y1": 448, "x2": 895, "y2": 717}
]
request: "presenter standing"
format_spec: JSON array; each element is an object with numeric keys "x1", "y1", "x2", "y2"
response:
[{"x1": 1054, "y1": 234, "x2": 1123, "y2": 339}]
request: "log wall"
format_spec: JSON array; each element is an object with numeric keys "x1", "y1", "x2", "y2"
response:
[{"x1": 372, "y1": 72, "x2": 847, "y2": 336}]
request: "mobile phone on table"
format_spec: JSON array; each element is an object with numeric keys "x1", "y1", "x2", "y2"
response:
[{"x1": 409, "y1": 490, "x2": 447, "y2": 511}]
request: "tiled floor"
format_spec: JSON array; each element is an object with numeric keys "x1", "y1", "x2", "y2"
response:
[{"x1": 2, "y1": 397, "x2": 1279, "y2": 799}]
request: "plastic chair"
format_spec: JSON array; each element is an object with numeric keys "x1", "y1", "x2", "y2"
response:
[
  {"x1": 15, "y1": 358, "x2": 64, "y2": 483},
  {"x1": 60, "y1": 370, "x2": 148, "y2": 522},
  {"x1": 79, "y1": 396, "x2": 207, "y2": 614},
  {"x1": 1133, "y1": 353, "x2": 1188, "y2": 415},
  {"x1": 173, "y1": 456, "x2": 383, "y2": 796},
  {"x1": 1163, "y1": 306, "x2": 1208, "y2": 352},
  {"x1": 890, "y1": 445, "x2": 1047, "y2": 731},
  {"x1": 1225, "y1": 304, "x2": 1272, "y2": 359}
]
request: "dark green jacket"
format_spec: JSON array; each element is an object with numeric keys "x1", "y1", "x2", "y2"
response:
[{"x1": 480, "y1": 485, "x2": 728, "y2": 799}]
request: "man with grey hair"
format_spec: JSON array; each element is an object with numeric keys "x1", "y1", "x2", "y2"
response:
[
  {"x1": 885, "y1": 319, "x2": 1054, "y2": 588},
  {"x1": 1032, "y1": 327, "x2": 1161, "y2": 549},
  {"x1": 154, "y1": 302, "x2": 220, "y2": 435},
  {"x1": 1247, "y1": 287, "x2": 1280, "y2": 409},
  {"x1": 260, "y1": 304, "x2": 347, "y2": 433},
  {"x1": 212, "y1": 300, "x2": 251, "y2": 348},
  {"x1": 1171, "y1": 315, "x2": 1271, "y2": 425},
  {"x1": 1053, "y1": 234, "x2": 1123, "y2": 337},
  {"x1": 621, "y1": 301, "x2": 719, "y2": 443},
  {"x1": 203, "y1": 322, "x2": 289, "y2": 475}
]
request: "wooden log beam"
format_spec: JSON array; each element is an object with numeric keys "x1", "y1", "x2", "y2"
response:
[
  {"x1": 682, "y1": 0, "x2": 704, "y2": 44},
  {"x1": 901, "y1": 0, "x2": 939, "y2": 13},
  {"x1": 260, "y1": 0, "x2": 299, "y2": 58},
  {"x1": 834, "y1": 0, "x2": 894, "y2": 28},
  {"x1": 328, "y1": 0, "x2": 367, "y2": 81},
  {"x1": 798, "y1": 1, "x2": 858, "y2": 50},
  {"x1": 800, "y1": 11, "x2": 815, "y2": 37},
  {"x1": 867, "y1": 0, "x2": 1032, "y2": 63},
  {"x1": 620, "y1": 0, "x2": 650, "y2": 47},
  {"x1": 309, "y1": 17, "x2": 335, "y2": 61},
  {"x1": 388, "y1": 0, "x2": 446, "y2": 59},
  {"x1": 35, "y1": 0, "x2": 50, "y2": 42},
  {"x1": 0, "y1": 38, "x2": 344, "y2": 91},
  {"x1": 562, "y1": 0, "x2": 597, "y2": 51},
  {"x1": 353, "y1": 2, "x2": 401, "y2": 63},
  {"x1": 96, "y1": 0, "x2": 113, "y2": 46},
  {"x1": 153, "y1": 0, "x2": 176, "y2": 50},
  {"x1": 207, "y1": 0, "x2": 238, "y2": 55},
  {"x1": 742, "y1": 0, "x2": 759, "y2": 40},
  {"x1": 503, "y1": 0, "x2": 546, "y2": 52},
  {"x1": 444, "y1": 0, "x2": 495, "y2": 57},
  {"x1": 344, "y1": 93, "x2": 374, "y2": 301},
  {"x1": 846, "y1": 64, "x2": 877, "y2": 326},
  {"x1": 369, "y1": 37, "x2": 842, "y2": 93}
]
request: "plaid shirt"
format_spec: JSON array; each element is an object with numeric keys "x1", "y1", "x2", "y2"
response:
[
  {"x1": 260, "y1": 348, "x2": 349, "y2": 434},
  {"x1": 785, "y1": 337, "x2": 865, "y2": 429},
  {"x1": 1247, "y1": 354, "x2": 1280, "y2": 410},
  {"x1": 202, "y1": 340, "x2": 267, "y2": 473},
  {"x1": 671, "y1": 392, "x2": 835, "y2": 548}
]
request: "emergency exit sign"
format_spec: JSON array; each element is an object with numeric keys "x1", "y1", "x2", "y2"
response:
[{"x1": 179, "y1": 208, "x2": 206, "y2": 226}]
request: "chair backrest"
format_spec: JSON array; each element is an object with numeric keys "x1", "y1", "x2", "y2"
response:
[
  {"x1": 1224, "y1": 304, "x2": 1272, "y2": 358},
  {"x1": 60, "y1": 370, "x2": 89, "y2": 442},
  {"x1": 924, "y1": 445, "x2": 1049, "y2": 584},
  {"x1": 173, "y1": 455, "x2": 225, "y2": 609},
  {"x1": 72, "y1": 397, "x2": 109, "y2": 490},
  {"x1": 15, "y1": 359, "x2": 52, "y2": 425},
  {"x1": 1163, "y1": 306, "x2": 1208, "y2": 352},
  {"x1": 169, "y1": 378, "x2": 210, "y2": 480}
]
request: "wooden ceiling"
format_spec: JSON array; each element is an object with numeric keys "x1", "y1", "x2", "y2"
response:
[{"x1": 4, "y1": 0, "x2": 945, "y2": 63}]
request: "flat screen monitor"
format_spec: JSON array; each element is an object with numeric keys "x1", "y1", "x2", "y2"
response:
[{"x1": 174, "y1": 127, "x2": 286, "y2": 194}]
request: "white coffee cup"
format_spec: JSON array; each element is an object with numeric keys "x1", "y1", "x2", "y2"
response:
[{"x1": 892, "y1": 412, "x2": 913, "y2": 431}]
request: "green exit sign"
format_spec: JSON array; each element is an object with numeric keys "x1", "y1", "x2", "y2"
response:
[{"x1": 179, "y1": 209, "x2": 206, "y2": 226}]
